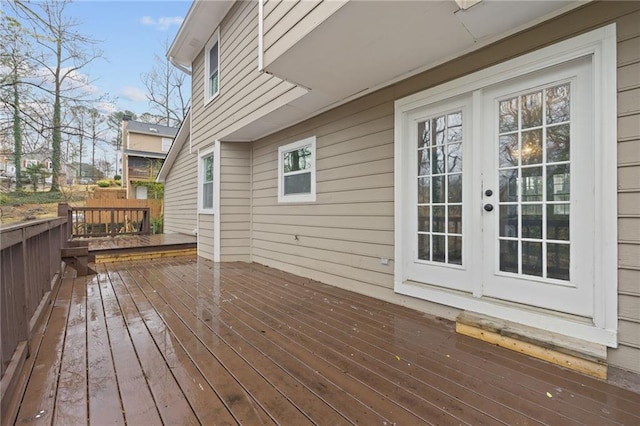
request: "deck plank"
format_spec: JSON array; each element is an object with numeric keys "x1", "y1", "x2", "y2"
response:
[
  {"x1": 107, "y1": 264, "x2": 200, "y2": 425},
  {"x1": 13, "y1": 256, "x2": 640, "y2": 425},
  {"x1": 15, "y1": 276, "x2": 74, "y2": 425},
  {"x1": 53, "y1": 276, "x2": 87, "y2": 425},
  {"x1": 97, "y1": 265, "x2": 163, "y2": 425},
  {"x1": 118, "y1": 266, "x2": 241, "y2": 425},
  {"x1": 125, "y1": 262, "x2": 306, "y2": 425},
  {"x1": 157, "y1": 260, "x2": 463, "y2": 424},
  {"x1": 143, "y1": 260, "x2": 370, "y2": 425},
  {"x1": 86, "y1": 274, "x2": 125, "y2": 425}
]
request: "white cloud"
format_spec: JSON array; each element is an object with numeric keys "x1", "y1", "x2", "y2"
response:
[
  {"x1": 120, "y1": 86, "x2": 148, "y2": 102},
  {"x1": 140, "y1": 15, "x2": 184, "y2": 31}
]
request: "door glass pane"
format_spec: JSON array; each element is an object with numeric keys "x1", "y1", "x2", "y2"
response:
[
  {"x1": 448, "y1": 174, "x2": 462, "y2": 203},
  {"x1": 448, "y1": 236, "x2": 462, "y2": 265},
  {"x1": 499, "y1": 170, "x2": 518, "y2": 203},
  {"x1": 522, "y1": 204, "x2": 542, "y2": 239},
  {"x1": 418, "y1": 234, "x2": 430, "y2": 260},
  {"x1": 496, "y1": 83, "x2": 571, "y2": 280},
  {"x1": 521, "y1": 91, "x2": 542, "y2": 129},
  {"x1": 499, "y1": 205, "x2": 518, "y2": 237},
  {"x1": 547, "y1": 243, "x2": 570, "y2": 280},
  {"x1": 521, "y1": 167, "x2": 542, "y2": 202},
  {"x1": 432, "y1": 235, "x2": 445, "y2": 262},
  {"x1": 500, "y1": 240, "x2": 518, "y2": 273},
  {"x1": 416, "y1": 111, "x2": 464, "y2": 265},
  {"x1": 547, "y1": 204, "x2": 569, "y2": 240},
  {"x1": 522, "y1": 241, "x2": 543, "y2": 277},
  {"x1": 418, "y1": 206, "x2": 430, "y2": 232},
  {"x1": 521, "y1": 129, "x2": 542, "y2": 165},
  {"x1": 432, "y1": 206, "x2": 445, "y2": 233},
  {"x1": 499, "y1": 134, "x2": 518, "y2": 167}
]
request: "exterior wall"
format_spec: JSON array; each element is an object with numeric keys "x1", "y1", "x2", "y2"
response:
[
  {"x1": 250, "y1": 3, "x2": 640, "y2": 374},
  {"x1": 127, "y1": 133, "x2": 164, "y2": 153},
  {"x1": 220, "y1": 142, "x2": 251, "y2": 261},
  {"x1": 164, "y1": 132, "x2": 197, "y2": 235},
  {"x1": 261, "y1": 0, "x2": 347, "y2": 68},
  {"x1": 198, "y1": 213, "x2": 215, "y2": 260},
  {"x1": 190, "y1": 0, "x2": 302, "y2": 150},
  {"x1": 614, "y1": 9, "x2": 640, "y2": 373}
]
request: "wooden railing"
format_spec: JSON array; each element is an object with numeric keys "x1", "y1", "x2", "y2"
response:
[
  {"x1": 63, "y1": 204, "x2": 150, "y2": 239},
  {"x1": 1, "y1": 217, "x2": 66, "y2": 408}
]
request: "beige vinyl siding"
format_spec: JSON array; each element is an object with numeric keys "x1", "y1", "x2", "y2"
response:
[
  {"x1": 190, "y1": 1, "x2": 302, "y2": 151},
  {"x1": 163, "y1": 132, "x2": 197, "y2": 235},
  {"x1": 198, "y1": 214, "x2": 215, "y2": 260},
  {"x1": 262, "y1": 0, "x2": 347, "y2": 68},
  {"x1": 251, "y1": 95, "x2": 397, "y2": 292},
  {"x1": 220, "y1": 142, "x2": 251, "y2": 261},
  {"x1": 613, "y1": 8, "x2": 640, "y2": 374},
  {"x1": 127, "y1": 133, "x2": 163, "y2": 153},
  {"x1": 249, "y1": 3, "x2": 640, "y2": 374}
]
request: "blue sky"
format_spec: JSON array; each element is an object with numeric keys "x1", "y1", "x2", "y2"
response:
[{"x1": 66, "y1": 0, "x2": 192, "y2": 116}]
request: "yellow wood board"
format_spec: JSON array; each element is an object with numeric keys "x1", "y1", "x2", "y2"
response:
[
  {"x1": 95, "y1": 248, "x2": 197, "y2": 264},
  {"x1": 456, "y1": 322, "x2": 607, "y2": 379}
]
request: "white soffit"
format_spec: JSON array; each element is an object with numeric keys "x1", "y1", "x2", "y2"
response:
[
  {"x1": 168, "y1": 0, "x2": 235, "y2": 68},
  {"x1": 454, "y1": 0, "x2": 580, "y2": 40}
]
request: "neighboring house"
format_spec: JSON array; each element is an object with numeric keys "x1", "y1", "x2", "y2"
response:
[
  {"x1": 0, "y1": 153, "x2": 54, "y2": 182},
  {"x1": 158, "y1": 0, "x2": 640, "y2": 377},
  {"x1": 122, "y1": 118, "x2": 178, "y2": 199}
]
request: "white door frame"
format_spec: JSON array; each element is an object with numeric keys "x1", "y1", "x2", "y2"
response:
[{"x1": 393, "y1": 24, "x2": 618, "y2": 347}]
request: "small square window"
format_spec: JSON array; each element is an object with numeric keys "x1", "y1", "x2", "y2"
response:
[
  {"x1": 205, "y1": 29, "x2": 220, "y2": 102},
  {"x1": 278, "y1": 137, "x2": 316, "y2": 203}
]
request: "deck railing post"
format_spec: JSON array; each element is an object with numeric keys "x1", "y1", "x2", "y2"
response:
[
  {"x1": 111, "y1": 209, "x2": 115, "y2": 237},
  {"x1": 58, "y1": 203, "x2": 71, "y2": 242}
]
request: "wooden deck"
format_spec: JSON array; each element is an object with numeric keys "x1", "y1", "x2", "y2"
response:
[
  {"x1": 11, "y1": 256, "x2": 640, "y2": 425},
  {"x1": 87, "y1": 233, "x2": 197, "y2": 253}
]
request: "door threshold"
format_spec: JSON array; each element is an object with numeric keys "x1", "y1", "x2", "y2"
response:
[{"x1": 456, "y1": 311, "x2": 607, "y2": 379}]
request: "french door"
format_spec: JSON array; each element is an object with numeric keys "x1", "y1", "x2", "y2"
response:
[{"x1": 403, "y1": 56, "x2": 595, "y2": 317}]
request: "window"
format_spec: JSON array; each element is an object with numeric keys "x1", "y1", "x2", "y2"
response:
[
  {"x1": 161, "y1": 137, "x2": 172, "y2": 153},
  {"x1": 205, "y1": 30, "x2": 220, "y2": 102},
  {"x1": 278, "y1": 136, "x2": 316, "y2": 203},
  {"x1": 200, "y1": 150, "x2": 214, "y2": 211}
]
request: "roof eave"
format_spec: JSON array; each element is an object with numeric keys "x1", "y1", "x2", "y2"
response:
[
  {"x1": 167, "y1": 0, "x2": 235, "y2": 70},
  {"x1": 157, "y1": 109, "x2": 191, "y2": 182}
]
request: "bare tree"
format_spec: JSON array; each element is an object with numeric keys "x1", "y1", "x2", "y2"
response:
[
  {"x1": 12, "y1": 0, "x2": 104, "y2": 192},
  {"x1": 87, "y1": 107, "x2": 106, "y2": 180},
  {"x1": 141, "y1": 38, "x2": 187, "y2": 127}
]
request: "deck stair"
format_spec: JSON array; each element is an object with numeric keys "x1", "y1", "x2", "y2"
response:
[{"x1": 61, "y1": 242, "x2": 96, "y2": 276}]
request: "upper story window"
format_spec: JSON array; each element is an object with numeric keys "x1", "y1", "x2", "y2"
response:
[
  {"x1": 278, "y1": 136, "x2": 316, "y2": 203},
  {"x1": 161, "y1": 137, "x2": 172, "y2": 153},
  {"x1": 205, "y1": 29, "x2": 220, "y2": 102}
]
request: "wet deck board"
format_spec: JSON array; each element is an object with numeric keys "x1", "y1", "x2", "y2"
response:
[{"x1": 12, "y1": 256, "x2": 640, "y2": 425}]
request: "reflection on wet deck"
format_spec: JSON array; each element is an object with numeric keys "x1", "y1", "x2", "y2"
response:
[{"x1": 13, "y1": 257, "x2": 640, "y2": 425}]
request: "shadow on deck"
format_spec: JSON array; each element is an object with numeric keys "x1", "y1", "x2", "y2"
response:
[{"x1": 9, "y1": 256, "x2": 640, "y2": 425}]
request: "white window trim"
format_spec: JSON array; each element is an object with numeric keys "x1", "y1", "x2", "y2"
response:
[
  {"x1": 278, "y1": 136, "x2": 317, "y2": 203},
  {"x1": 394, "y1": 24, "x2": 617, "y2": 347},
  {"x1": 198, "y1": 145, "x2": 216, "y2": 214},
  {"x1": 204, "y1": 28, "x2": 220, "y2": 105}
]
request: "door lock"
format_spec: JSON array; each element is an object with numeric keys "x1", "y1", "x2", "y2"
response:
[
  {"x1": 485, "y1": 189, "x2": 493, "y2": 196},
  {"x1": 483, "y1": 203, "x2": 494, "y2": 212}
]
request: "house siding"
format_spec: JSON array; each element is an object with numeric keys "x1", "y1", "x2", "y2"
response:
[
  {"x1": 261, "y1": 0, "x2": 347, "y2": 69},
  {"x1": 126, "y1": 133, "x2": 165, "y2": 153},
  {"x1": 614, "y1": 8, "x2": 640, "y2": 374},
  {"x1": 163, "y1": 132, "x2": 197, "y2": 235},
  {"x1": 220, "y1": 142, "x2": 251, "y2": 262},
  {"x1": 190, "y1": 0, "x2": 302, "y2": 150},
  {"x1": 249, "y1": 3, "x2": 640, "y2": 374},
  {"x1": 198, "y1": 214, "x2": 215, "y2": 261}
]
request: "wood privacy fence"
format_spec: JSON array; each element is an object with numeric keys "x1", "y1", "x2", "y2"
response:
[
  {"x1": 1, "y1": 217, "x2": 66, "y2": 409},
  {"x1": 86, "y1": 198, "x2": 162, "y2": 218}
]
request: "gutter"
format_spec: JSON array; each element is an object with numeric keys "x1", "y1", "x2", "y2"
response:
[{"x1": 169, "y1": 56, "x2": 192, "y2": 76}]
